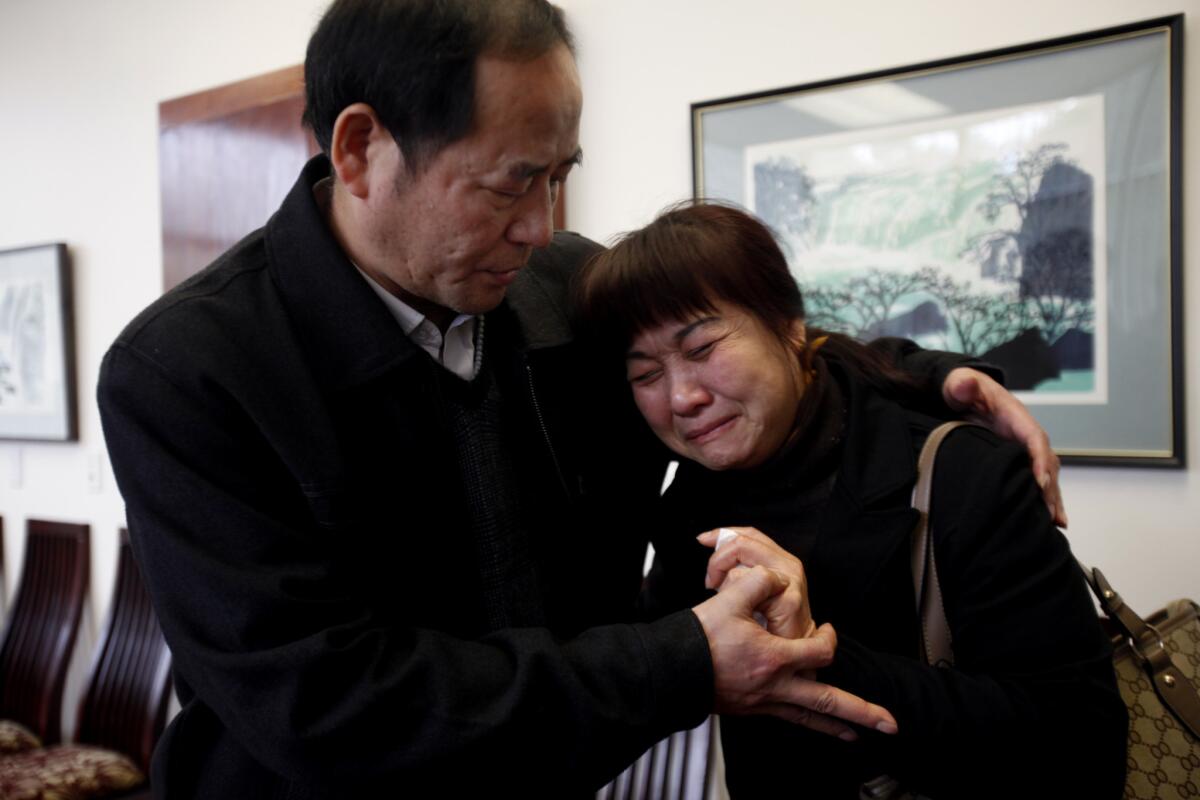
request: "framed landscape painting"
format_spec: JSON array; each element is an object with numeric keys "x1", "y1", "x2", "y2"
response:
[
  {"x1": 0, "y1": 243, "x2": 77, "y2": 442},
  {"x1": 693, "y1": 16, "x2": 1183, "y2": 467}
]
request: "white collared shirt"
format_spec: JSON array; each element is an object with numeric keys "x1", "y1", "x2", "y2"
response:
[{"x1": 355, "y1": 267, "x2": 479, "y2": 381}]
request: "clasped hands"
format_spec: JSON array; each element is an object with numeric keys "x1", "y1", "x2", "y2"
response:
[{"x1": 690, "y1": 526, "x2": 898, "y2": 741}]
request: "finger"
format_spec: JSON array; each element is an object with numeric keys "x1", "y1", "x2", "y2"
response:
[
  {"x1": 942, "y1": 367, "x2": 981, "y2": 412},
  {"x1": 715, "y1": 564, "x2": 787, "y2": 614},
  {"x1": 774, "y1": 623, "x2": 837, "y2": 669},
  {"x1": 698, "y1": 525, "x2": 773, "y2": 548},
  {"x1": 777, "y1": 678, "x2": 899, "y2": 735},
  {"x1": 958, "y1": 373, "x2": 1068, "y2": 528},
  {"x1": 1035, "y1": 458, "x2": 1067, "y2": 528},
  {"x1": 753, "y1": 701, "x2": 858, "y2": 741},
  {"x1": 1025, "y1": 428, "x2": 1067, "y2": 527},
  {"x1": 713, "y1": 572, "x2": 808, "y2": 639},
  {"x1": 754, "y1": 570, "x2": 810, "y2": 639},
  {"x1": 706, "y1": 537, "x2": 800, "y2": 589},
  {"x1": 1055, "y1": 491, "x2": 1069, "y2": 528},
  {"x1": 716, "y1": 526, "x2": 776, "y2": 546}
]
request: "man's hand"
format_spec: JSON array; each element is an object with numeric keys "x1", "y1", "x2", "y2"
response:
[
  {"x1": 698, "y1": 527, "x2": 815, "y2": 640},
  {"x1": 943, "y1": 367, "x2": 1067, "y2": 527},
  {"x1": 691, "y1": 565, "x2": 898, "y2": 741}
]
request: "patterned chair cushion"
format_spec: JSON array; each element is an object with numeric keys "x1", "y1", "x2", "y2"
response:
[
  {"x1": 0, "y1": 720, "x2": 42, "y2": 754},
  {"x1": 0, "y1": 745, "x2": 146, "y2": 800}
]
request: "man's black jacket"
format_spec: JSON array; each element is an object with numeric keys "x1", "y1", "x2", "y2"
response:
[{"x1": 98, "y1": 157, "x2": 713, "y2": 798}]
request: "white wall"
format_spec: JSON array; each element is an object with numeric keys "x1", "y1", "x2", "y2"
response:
[
  {"x1": 0, "y1": 0, "x2": 1195, "y2": 683},
  {"x1": 0, "y1": 0, "x2": 329, "y2": 656}
]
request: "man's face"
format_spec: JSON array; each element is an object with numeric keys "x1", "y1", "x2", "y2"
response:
[{"x1": 363, "y1": 44, "x2": 582, "y2": 323}]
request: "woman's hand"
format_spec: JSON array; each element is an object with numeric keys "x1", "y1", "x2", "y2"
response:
[{"x1": 698, "y1": 526, "x2": 816, "y2": 641}]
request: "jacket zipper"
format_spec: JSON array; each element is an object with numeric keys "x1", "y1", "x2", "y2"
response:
[{"x1": 524, "y1": 357, "x2": 572, "y2": 498}]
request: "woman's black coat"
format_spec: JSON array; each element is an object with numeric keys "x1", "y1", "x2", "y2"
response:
[{"x1": 648, "y1": 363, "x2": 1127, "y2": 799}]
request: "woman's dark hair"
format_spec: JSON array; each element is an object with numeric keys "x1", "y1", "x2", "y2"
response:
[
  {"x1": 573, "y1": 201, "x2": 921, "y2": 399},
  {"x1": 302, "y1": 0, "x2": 573, "y2": 171}
]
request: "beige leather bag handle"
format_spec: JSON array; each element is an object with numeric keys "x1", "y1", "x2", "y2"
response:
[
  {"x1": 862, "y1": 424, "x2": 968, "y2": 800},
  {"x1": 909, "y1": 420, "x2": 974, "y2": 669}
]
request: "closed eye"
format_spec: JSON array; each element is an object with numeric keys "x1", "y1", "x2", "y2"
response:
[
  {"x1": 628, "y1": 368, "x2": 662, "y2": 386},
  {"x1": 686, "y1": 341, "x2": 717, "y2": 359}
]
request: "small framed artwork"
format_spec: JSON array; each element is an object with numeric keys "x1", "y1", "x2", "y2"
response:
[
  {"x1": 0, "y1": 243, "x2": 78, "y2": 441},
  {"x1": 693, "y1": 16, "x2": 1183, "y2": 467}
]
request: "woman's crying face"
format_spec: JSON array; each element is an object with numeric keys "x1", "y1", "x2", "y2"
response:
[{"x1": 625, "y1": 299, "x2": 807, "y2": 471}]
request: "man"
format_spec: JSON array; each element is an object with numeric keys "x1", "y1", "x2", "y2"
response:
[{"x1": 99, "y1": 1, "x2": 1062, "y2": 796}]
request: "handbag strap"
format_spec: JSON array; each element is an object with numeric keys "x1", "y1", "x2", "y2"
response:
[
  {"x1": 1078, "y1": 561, "x2": 1200, "y2": 739},
  {"x1": 910, "y1": 420, "x2": 974, "y2": 668}
]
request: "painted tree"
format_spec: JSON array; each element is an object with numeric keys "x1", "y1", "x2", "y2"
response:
[
  {"x1": 754, "y1": 157, "x2": 816, "y2": 245},
  {"x1": 922, "y1": 270, "x2": 1031, "y2": 356},
  {"x1": 802, "y1": 284, "x2": 857, "y2": 335},
  {"x1": 1018, "y1": 227, "x2": 1095, "y2": 344},
  {"x1": 977, "y1": 143, "x2": 1072, "y2": 237},
  {"x1": 801, "y1": 268, "x2": 931, "y2": 339},
  {"x1": 968, "y1": 143, "x2": 1095, "y2": 349},
  {"x1": 963, "y1": 143, "x2": 1073, "y2": 279}
]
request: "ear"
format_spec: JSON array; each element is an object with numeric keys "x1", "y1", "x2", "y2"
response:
[
  {"x1": 787, "y1": 319, "x2": 808, "y2": 353},
  {"x1": 328, "y1": 102, "x2": 401, "y2": 199}
]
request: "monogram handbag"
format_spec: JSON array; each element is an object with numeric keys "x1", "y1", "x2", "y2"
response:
[{"x1": 1079, "y1": 566, "x2": 1200, "y2": 799}]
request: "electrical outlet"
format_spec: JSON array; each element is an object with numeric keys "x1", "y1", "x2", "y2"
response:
[
  {"x1": 8, "y1": 448, "x2": 21, "y2": 490},
  {"x1": 87, "y1": 452, "x2": 103, "y2": 493}
]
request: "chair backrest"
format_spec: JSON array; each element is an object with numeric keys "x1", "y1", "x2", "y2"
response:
[
  {"x1": 0, "y1": 519, "x2": 90, "y2": 743},
  {"x1": 597, "y1": 716, "x2": 715, "y2": 800},
  {"x1": 74, "y1": 529, "x2": 173, "y2": 773}
]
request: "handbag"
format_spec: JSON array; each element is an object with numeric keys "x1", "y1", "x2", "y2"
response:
[
  {"x1": 1079, "y1": 565, "x2": 1200, "y2": 799},
  {"x1": 897, "y1": 422, "x2": 1200, "y2": 800}
]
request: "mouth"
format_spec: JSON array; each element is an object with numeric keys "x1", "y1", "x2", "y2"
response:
[
  {"x1": 685, "y1": 415, "x2": 737, "y2": 443},
  {"x1": 482, "y1": 266, "x2": 522, "y2": 286}
]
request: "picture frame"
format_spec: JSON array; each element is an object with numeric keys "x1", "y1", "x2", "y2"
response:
[
  {"x1": 0, "y1": 243, "x2": 78, "y2": 442},
  {"x1": 692, "y1": 16, "x2": 1184, "y2": 467}
]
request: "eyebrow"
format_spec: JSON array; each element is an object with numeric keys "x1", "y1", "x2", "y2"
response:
[
  {"x1": 506, "y1": 148, "x2": 584, "y2": 181},
  {"x1": 625, "y1": 316, "x2": 719, "y2": 360}
]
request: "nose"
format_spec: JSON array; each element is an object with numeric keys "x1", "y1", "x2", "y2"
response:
[
  {"x1": 668, "y1": 367, "x2": 710, "y2": 416},
  {"x1": 507, "y1": 180, "x2": 554, "y2": 249}
]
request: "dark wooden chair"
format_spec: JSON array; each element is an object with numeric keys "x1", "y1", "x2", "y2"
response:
[
  {"x1": 597, "y1": 715, "x2": 715, "y2": 800},
  {"x1": 0, "y1": 519, "x2": 90, "y2": 744},
  {"x1": 73, "y1": 528, "x2": 173, "y2": 774},
  {"x1": 0, "y1": 529, "x2": 171, "y2": 799}
]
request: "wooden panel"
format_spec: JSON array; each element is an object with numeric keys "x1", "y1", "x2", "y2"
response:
[
  {"x1": 159, "y1": 65, "x2": 307, "y2": 130},
  {"x1": 159, "y1": 66, "x2": 318, "y2": 292}
]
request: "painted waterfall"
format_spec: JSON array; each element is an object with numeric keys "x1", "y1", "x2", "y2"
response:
[{"x1": 747, "y1": 96, "x2": 1108, "y2": 403}]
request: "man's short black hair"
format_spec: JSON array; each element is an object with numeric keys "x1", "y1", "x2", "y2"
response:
[{"x1": 302, "y1": 0, "x2": 574, "y2": 172}]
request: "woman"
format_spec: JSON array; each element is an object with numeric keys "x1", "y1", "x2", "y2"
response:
[{"x1": 573, "y1": 203, "x2": 1126, "y2": 799}]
